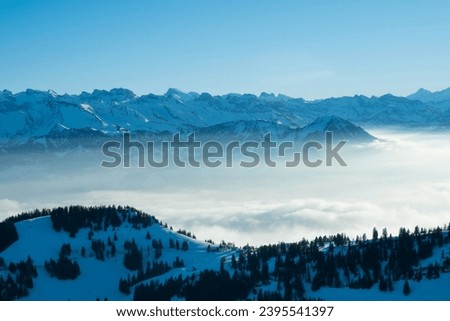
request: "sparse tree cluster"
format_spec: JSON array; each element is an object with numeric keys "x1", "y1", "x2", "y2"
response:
[
  {"x1": 45, "y1": 243, "x2": 80, "y2": 280},
  {"x1": 91, "y1": 239, "x2": 106, "y2": 261},
  {"x1": 176, "y1": 229, "x2": 196, "y2": 239},
  {"x1": 0, "y1": 257, "x2": 37, "y2": 300},
  {"x1": 152, "y1": 239, "x2": 163, "y2": 259},
  {"x1": 123, "y1": 239, "x2": 143, "y2": 271},
  {"x1": 119, "y1": 260, "x2": 171, "y2": 294},
  {"x1": 173, "y1": 256, "x2": 185, "y2": 268}
]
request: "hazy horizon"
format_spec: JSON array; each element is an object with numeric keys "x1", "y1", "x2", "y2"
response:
[{"x1": 2, "y1": 85, "x2": 449, "y2": 101}]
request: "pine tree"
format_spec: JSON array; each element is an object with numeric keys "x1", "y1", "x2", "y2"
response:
[
  {"x1": 403, "y1": 280, "x2": 411, "y2": 296},
  {"x1": 261, "y1": 261, "x2": 269, "y2": 282},
  {"x1": 372, "y1": 227, "x2": 378, "y2": 241},
  {"x1": 231, "y1": 254, "x2": 237, "y2": 269},
  {"x1": 387, "y1": 274, "x2": 394, "y2": 292},
  {"x1": 119, "y1": 278, "x2": 130, "y2": 295},
  {"x1": 382, "y1": 228, "x2": 388, "y2": 239},
  {"x1": 111, "y1": 243, "x2": 116, "y2": 257},
  {"x1": 311, "y1": 273, "x2": 321, "y2": 291},
  {"x1": 378, "y1": 276, "x2": 387, "y2": 292}
]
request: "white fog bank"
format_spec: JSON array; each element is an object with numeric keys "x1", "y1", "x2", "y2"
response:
[{"x1": 1, "y1": 129, "x2": 449, "y2": 246}]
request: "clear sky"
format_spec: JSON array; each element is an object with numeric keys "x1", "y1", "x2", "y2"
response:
[{"x1": 1, "y1": 0, "x2": 450, "y2": 99}]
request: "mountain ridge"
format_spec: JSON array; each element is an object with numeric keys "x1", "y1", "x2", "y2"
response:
[
  {"x1": 1, "y1": 87, "x2": 449, "y2": 151},
  {"x1": 407, "y1": 87, "x2": 450, "y2": 103}
]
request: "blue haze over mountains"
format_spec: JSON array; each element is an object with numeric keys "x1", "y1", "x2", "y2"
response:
[{"x1": 1, "y1": 87, "x2": 450, "y2": 151}]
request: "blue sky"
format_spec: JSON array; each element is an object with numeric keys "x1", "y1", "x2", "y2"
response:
[{"x1": 1, "y1": 0, "x2": 450, "y2": 99}]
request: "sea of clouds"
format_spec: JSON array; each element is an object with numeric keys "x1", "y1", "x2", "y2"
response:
[{"x1": 1, "y1": 129, "x2": 449, "y2": 246}]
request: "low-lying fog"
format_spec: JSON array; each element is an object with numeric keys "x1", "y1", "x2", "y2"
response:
[{"x1": 1, "y1": 128, "x2": 449, "y2": 246}]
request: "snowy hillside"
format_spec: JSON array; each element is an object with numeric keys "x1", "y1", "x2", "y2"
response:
[
  {"x1": 1, "y1": 206, "x2": 449, "y2": 301},
  {"x1": 0, "y1": 206, "x2": 235, "y2": 300}
]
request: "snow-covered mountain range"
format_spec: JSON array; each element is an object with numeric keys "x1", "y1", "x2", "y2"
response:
[{"x1": 2, "y1": 87, "x2": 449, "y2": 151}]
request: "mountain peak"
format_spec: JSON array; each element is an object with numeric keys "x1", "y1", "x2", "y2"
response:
[
  {"x1": 258, "y1": 92, "x2": 294, "y2": 102},
  {"x1": 108, "y1": 88, "x2": 135, "y2": 98},
  {"x1": 308, "y1": 115, "x2": 352, "y2": 130},
  {"x1": 24, "y1": 88, "x2": 48, "y2": 96},
  {"x1": 0, "y1": 89, "x2": 12, "y2": 97},
  {"x1": 165, "y1": 88, "x2": 185, "y2": 96},
  {"x1": 90, "y1": 88, "x2": 135, "y2": 102},
  {"x1": 165, "y1": 88, "x2": 197, "y2": 101},
  {"x1": 47, "y1": 89, "x2": 58, "y2": 98},
  {"x1": 416, "y1": 88, "x2": 432, "y2": 94},
  {"x1": 407, "y1": 87, "x2": 450, "y2": 102},
  {"x1": 15, "y1": 89, "x2": 57, "y2": 101},
  {"x1": 259, "y1": 92, "x2": 275, "y2": 98},
  {"x1": 299, "y1": 116, "x2": 375, "y2": 143}
]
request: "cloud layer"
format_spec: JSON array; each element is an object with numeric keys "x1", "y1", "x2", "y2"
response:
[{"x1": 1, "y1": 129, "x2": 450, "y2": 245}]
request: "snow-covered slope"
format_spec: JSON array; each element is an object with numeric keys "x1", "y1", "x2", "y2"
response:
[
  {"x1": 1, "y1": 207, "x2": 449, "y2": 301},
  {"x1": 0, "y1": 208, "x2": 235, "y2": 300}
]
